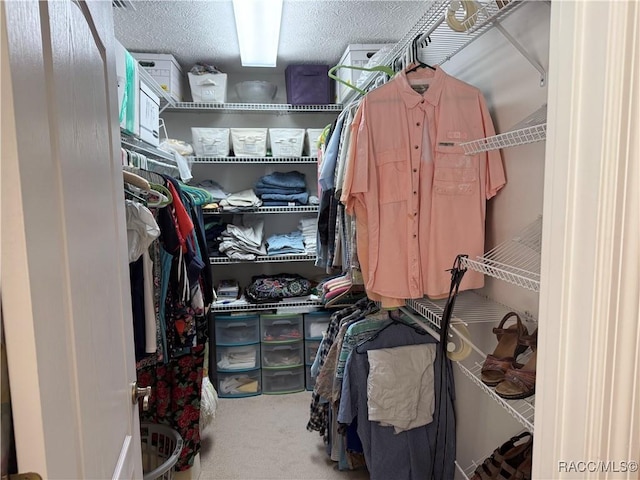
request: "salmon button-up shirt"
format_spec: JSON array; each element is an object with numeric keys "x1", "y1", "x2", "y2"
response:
[{"x1": 341, "y1": 67, "x2": 505, "y2": 307}]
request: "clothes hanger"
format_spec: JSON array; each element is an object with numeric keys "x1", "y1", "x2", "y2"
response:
[
  {"x1": 123, "y1": 170, "x2": 151, "y2": 191},
  {"x1": 148, "y1": 182, "x2": 173, "y2": 208},
  {"x1": 405, "y1": 34, "x2": 436, "y2": 74},
  {"x1": 328, "y1": 64, "x2": 396, "y2": 96},
  {"x1": 354, "y1": 309, "x2": 426, "y2": 353}
]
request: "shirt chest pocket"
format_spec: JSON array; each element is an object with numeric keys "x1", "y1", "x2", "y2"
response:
[
  {"x1": 376, "y1": 149, "x2": 410, "y2": 204},
  {"x1": 434, "y1": 145, "x2": 478, "y2": 196}
]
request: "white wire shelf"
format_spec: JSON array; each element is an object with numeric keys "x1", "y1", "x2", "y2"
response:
[
  {"x1": 166, "y1": 102, "x2": 343, "y2": 113},
  {"x1": 460, "y1": 105, "x2": 548, "y2": 155},
  {"x1": 209, "y1": 254, "x2": 317, "y2": 265},
  {"x1": 455, "y1": 460, "x2": 472, "y2": 480},
  {"x1": 341, "y1": 0, "x2": 525, "y2": 106},
  {"x1": 210, "y1": 299, "x2": 323, "y2": 313},
  {"x1": 204, "y1": 206, "x2": 319, "y2": 215},
  {"x1": 462, "y1": 216, "x2": 542, "y2": 292},
  {"x1": 457, "y1": 359, "x2": 535, "y2": 432},
  {"x1": 120, "y1": 131, "x2": 176, "y2": 163},
  {"x1": 190, "y1": 156, "x2": 318, "y2": 164},
  {"x1": 406, "y1": 291, "x2": 537, "y2": 333},
  {"x1": 421, "y1": 0, "x2": 526, "y2": 66}
]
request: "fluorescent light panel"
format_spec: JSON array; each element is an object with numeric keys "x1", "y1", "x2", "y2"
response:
[{"x1": 233, "y1": 0, "x2": 283, "y2": 67}]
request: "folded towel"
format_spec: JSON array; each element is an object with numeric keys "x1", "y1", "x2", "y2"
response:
[
  {"x1": 261, "y1": 192, "x2": 309, "y2": 205},
  {"x1": 257, "y1": 171, "x2": 306, "y2": 189}
]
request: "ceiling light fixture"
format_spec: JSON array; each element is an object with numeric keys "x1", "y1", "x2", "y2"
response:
[{"x1": 232, "y1": 0, "x2": 283, "y2": 68}]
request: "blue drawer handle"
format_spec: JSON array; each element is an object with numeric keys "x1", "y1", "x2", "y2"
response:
[
  {"x1": 227, "y1": 322, "x2": 248, "y2": 328},
  {"x1": 272, "y1": 371, "x2": 294, "y2": 377},
  {"x1": 272, "y1": 345, "x2": 294, "y2": 351}
]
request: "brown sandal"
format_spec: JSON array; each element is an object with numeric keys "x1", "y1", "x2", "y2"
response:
[
  {"x1": 498, "y1": 436, "x2": 533, "y2": 480},
  {"x1": 481, "y1": 313, "x2": 529, "y2": 387},
  {"x1": 471, "y1": 432, "x2": 533, "y2": 480},
  {"x1": 496, "y1": 329, "x2": 538, "y2": 400}
]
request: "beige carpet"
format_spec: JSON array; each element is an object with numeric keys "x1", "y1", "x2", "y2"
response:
[{"x1": 198, "y1": 391, "x2": 370, "y2": 480}]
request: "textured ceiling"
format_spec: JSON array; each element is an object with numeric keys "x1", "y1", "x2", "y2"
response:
[{"x1": 113, "y1": 0, "x2": 429, "y2": 74}]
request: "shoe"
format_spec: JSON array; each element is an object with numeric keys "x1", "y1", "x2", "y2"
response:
[
  {"x1": 496, "y1": 329, "x2": 538, "y2": 400},
  {"x1": 470, "y1": 432, "x2": 532, "y2": 480},
  {"x1": 481, "y1": 313, "x2": 528, "y2": 387},
  {"x1": 498, "y1": 439, "x2": 533, "y2": 480}
]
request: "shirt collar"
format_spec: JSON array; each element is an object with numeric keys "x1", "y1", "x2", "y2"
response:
[{"x1": 396, "y1": 66, "x2": 445, "y2": 109}]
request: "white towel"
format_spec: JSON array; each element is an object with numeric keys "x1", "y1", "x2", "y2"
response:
[{"x1": 366, "y1": 343, "x2": 436, "y2": 433}]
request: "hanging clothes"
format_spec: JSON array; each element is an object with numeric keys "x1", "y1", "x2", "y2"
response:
[
  {"x1": 338, "y1": 322, "x2": 456, "y2": 480},
  {"x1": 341, "y1": 66, "x2": 506, "y2": 306}
]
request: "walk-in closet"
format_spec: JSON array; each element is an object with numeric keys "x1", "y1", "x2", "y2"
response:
[{"x1": 2, "y1": 1, "x2": 638, "y2": 480}]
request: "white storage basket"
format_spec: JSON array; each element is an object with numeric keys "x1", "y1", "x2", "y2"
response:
[
  {"x1": 305, "y1": 128, "x2": 325, "y2": 157},
  {"x1": 269, "y1": 128, "x2": 305, "y2": 157},
  {"x1": 191, "y1": 127, "x2": 230, "y2": 157},
  {"x1": 230, "y1": 128, "x2": 268, "y2": 157}
]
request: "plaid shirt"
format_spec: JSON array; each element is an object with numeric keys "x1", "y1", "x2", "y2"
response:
[{"x1": 306, "y1": 298, "x2": 376, "y2": 436}]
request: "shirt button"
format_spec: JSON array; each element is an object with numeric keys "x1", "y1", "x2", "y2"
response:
[
  {"x1": 413, "y1": 234, "x2": 417, "y2": 238},
  {"x1": 416, "y1": 122, "x2": 421, "y2": 126},
  {"x1": 413, "y1": 168, "x2": 417, "y2": 173},
  {"x1": 414, "y1": 212, "x2": 417, "y2": 216},
  {"x1": 414, "y1": 145, "x2": 419, "y2": 149},
  {"x1": 421, "y1": 99, "x2": 425, "y2": 103},
  {"x1": 413, "y1": 191, "x2": 417, "y2": 195}
]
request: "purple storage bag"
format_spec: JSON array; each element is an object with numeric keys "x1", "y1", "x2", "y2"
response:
[{"x1": 285, "y1": 65, "x2": 333, "y2": 105}]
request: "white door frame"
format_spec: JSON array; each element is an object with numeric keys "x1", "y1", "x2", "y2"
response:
[{"x1": 536, "y1": 1, "x2": 639, "y2": 478}]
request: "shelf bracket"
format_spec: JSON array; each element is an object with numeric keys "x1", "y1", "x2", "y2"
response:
[{"x1": 493, "y1": 22, "x2": 547, "y2": 87}]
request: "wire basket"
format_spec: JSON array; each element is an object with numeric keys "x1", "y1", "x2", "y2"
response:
[{"x1": 140, "y1": 423, "x2": 183, "y2": 480}]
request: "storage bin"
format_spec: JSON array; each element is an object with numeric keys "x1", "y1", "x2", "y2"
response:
[
  {"x1": 139, "y1": 80, "x2": 160, "y2": 147},
  {"x1": 305, "y1": 365, "x2": 316, "y2": 391},
  {"x1": 131, "y1": 52, "x2": 184, "y2": 103},
  {"x1": 285, "y1": 64, "x2": 333, "y2": 105},
  {"x1": 304, "y1": 311, "x2": 331, "y2": 339},
  {"x1": 230, "y1": 128, "x2": 268, "y2": 157},
  {"x1": 305, "y1": 339, "x2": 321, "y2": 365},
  {"x1": 217, "y1": 369, "x2": 261, "y2": 398},
  {"x1": 140, "y1": 423, "x2": 183, "y2": 480},
  {"x1": 305, "y1": 128, "x2": 325, "y2": 157},
  {"x1": 191, "y1": 127, "x2": 230, "y2": 157},
  {"x1": 260, "y1": 314, "x2": 303, "y2": 342},
  {"x1": 269, "y1": 128, "x2": 305, "y2": 157},
  {"x1": 214, "y1": 314, "x2": 260, "y2": 345},
  {"x1": 188, "y1": 72, "x2": 228, "y2": 103},
  {"x1": 335, "y1": 43, "x2": 392, "y2": 103},
  {"x1": 262, "y1": 366, "x2": 305, "y2": 394},
  {"x1": 262, "y1": 341, "x2": 303, "y2": 368},
  {"x1": 216, "y1": 343, "x2": 260, "y2": 371}
]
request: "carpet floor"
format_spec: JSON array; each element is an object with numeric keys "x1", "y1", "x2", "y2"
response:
[{"x1": 198, "y1": 391, "x2": 370, "y2": 480}]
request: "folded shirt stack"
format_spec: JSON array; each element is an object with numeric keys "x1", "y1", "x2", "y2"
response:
[
  {"x1": 219, "y1": 219, "x2": 267, "y2": 260},
  {"x1": 219, "y1": 189, "x2": 263, "y2": 212},
  {"x1": 266, "y1": 231, "x2": 306, "y2": 256},
  {"x1": 217, "y1": 351, "x2": 257, "y2": 370},
  {"x1": 298, "y1": 218, "x2": 317, "y2": 255},
  {"x1": 254, "y1": 171, "x2": 309, "y2": 206}
]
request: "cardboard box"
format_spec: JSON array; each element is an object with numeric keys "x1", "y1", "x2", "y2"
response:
[
  {"x1": 131, "y1": 52, "x2": 184, "y2": 102},
  {"x1": 115, "y1": 40, "x2": 140, "y2": 136},
  {"x1": 336, "y1": 43, "x2": 392, "y2": 103},
  {"x1": 139, "y1": 80, "x2": 160, "y2": 147}
]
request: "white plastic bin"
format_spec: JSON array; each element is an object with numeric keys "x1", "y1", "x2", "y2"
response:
[
  {"x1": 305, "y1": 128, "x2": 324, "y2": 157},
  {"x1": 269, "y1": 128, "x2": 305, "y2": 157},
  {"x1": 191, "y1": 127, "x2": 230, "y2": 157},
  {"x1": 231, "y1": 128, "x2": 268, "y2": 157}
]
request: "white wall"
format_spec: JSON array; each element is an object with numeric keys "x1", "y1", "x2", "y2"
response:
[{"x1": 434, "y1": 2, "x2": 551, "y2": 474}]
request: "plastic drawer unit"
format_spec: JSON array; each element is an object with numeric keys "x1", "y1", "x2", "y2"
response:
[
  {"x1": 262, "y1": 341, "x2": 303, "y2": 369},
  {"x1": 217, "y1": 368, "x2": 261, "y2": 398},
  {"x1": 214, "y1": 314, "x2": 260, "y2": 346},
  {"x1": 260, "y1": 314, "x2": 303, "y2": 343},
  {"x1": 305, "y1": 339, "x2": 321, "y2": 365},
  {"x1": 262, "y1": 366, "x2": 305, "y2": 395},
  {"x1": 305, "y1": 365, "x2": 316, "y2": 391},
  {"x1": 304, "y1": 311, "x2": 331, "y2": 340},
  {"x1": 216, "y1": 343, "x2": 261, "y2": 371}
]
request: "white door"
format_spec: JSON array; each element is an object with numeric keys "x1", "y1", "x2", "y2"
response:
[{"x1": 1, "y1": 1, "x2": 143, "y2": 478}]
